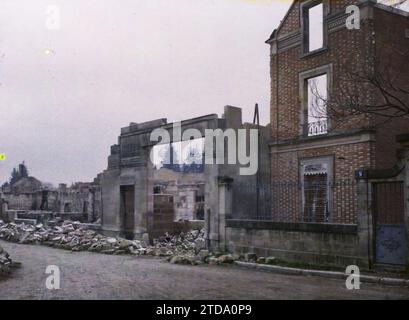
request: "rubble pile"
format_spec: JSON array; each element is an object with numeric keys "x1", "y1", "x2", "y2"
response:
[
  {"x1": 153, "y1": 229, "x2": 209, "y2": 265},
  {"x1": 0, "y1": 220, "x2": 207, "y2": 261},
  {"x1": 0, "y1": 244, "x2": 19, "y2": 277}
]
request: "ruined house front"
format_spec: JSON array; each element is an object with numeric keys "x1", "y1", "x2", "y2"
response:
[
  {"x1": 99, "y1": 106, "x2": 271, "y2": 243},
  {"x1": 222, "y1": 0, "x2": 409, "y2": 268}
]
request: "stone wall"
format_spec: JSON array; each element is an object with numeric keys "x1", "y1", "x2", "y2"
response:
[
  {"x1": 217, "y1": 178, "x2": 371, "y2": 268},
  {"x1": 224, "y1": 221, "x2": 365, "y2": 267},
  {"x1": 1, "y1": 180, "x2": 102, "y2": 223},
  {"x1": 153, "y1": 167, "x2": 206, "y2": 221},
  {"x1": 101, "y1": 106, "x2": 270, "y2": 243}
]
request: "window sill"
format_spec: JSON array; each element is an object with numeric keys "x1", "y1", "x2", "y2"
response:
[
  {"x1": 307, "y1": 132, "x2": 328, "y2": 138},
  {"x1": 300, "y1": 130, "x2": 330, "y2": 140},
  {"x1": 300, "y1": 46, "x2": 328, "y2": 59}
]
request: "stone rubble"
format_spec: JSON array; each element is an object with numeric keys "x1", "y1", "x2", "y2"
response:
[
  {"x1": 0, "y1": 245, "x2": 11, "y2": 276},
  {"x1": 0, "y1": 220, "x2": 209, "y2": 263},
  {"x1": 0, "y1": 220, "x2": 267, "y2": 267},
  {"x1": 0, "y1": 244, "x2": 20, "y2": 277}
]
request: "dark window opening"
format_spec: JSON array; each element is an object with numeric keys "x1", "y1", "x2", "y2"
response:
[{"x1": 303, "y1": 173, "x2": 329, "y2": 223}]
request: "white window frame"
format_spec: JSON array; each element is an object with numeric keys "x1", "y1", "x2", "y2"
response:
[
  {"x1": 299, "y1": 64, "x2": 333, "y2": 137},
  {"x1": 301, "y1": 0, "x2": 329, "y2": 55}
]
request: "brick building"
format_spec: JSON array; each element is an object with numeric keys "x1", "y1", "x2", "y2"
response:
[
  {"x1": 222, "y1": 0, "x2": 409, "y2": 268},
  {"x1": 267, "y1": 0, "x2": 408, "y2": 224}
]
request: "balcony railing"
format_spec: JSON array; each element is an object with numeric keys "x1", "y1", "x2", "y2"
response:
[{"x1": 307, "y1": 120, "x2": 328, "y2": 136}]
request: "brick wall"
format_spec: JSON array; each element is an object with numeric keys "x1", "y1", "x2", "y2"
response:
[
  {"x1": 372, "y1": 7, "x2": 409, "y2": 169},
  {"x1": 271, "y1": 0, "x2": 372, "y2": 142},
  {"x1": 269, "y1": 1, "x2": 408, "y2": 224},
  {"x1": 271, "y1": 141, "x2": 372, "y2": 223}
]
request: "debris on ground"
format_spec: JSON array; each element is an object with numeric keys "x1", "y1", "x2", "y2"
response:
[
  {"x1": 0, "y1": 243, "x2": 20, "y2": 278},
  {"x1": 0, "y1": 220, "x2": 209, "y2": 263},
  {"x1": 244, "y1": 253, "x2": 257, "y2": 262},
  {"x1": 257, "y1": 257, "x2": 266, "y2": 264},
  {"x1": 265, "y1": 257, "x2": 276, "y2": 265},
  {"x1": 0, "y1": 220, "x2": 258, "y2": 266}
]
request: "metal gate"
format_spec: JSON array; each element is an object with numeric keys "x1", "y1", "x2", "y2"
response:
[{"x1": 374, "y1": 182, "x2": 407, "y2": 265}]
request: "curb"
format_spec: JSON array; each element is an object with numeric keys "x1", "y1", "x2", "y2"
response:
[{"x1": 234, "y1": 261, "x2": 409, "y2": 287}]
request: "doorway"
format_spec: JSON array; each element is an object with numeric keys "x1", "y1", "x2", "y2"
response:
[{"x1": 120, "y1": 185, "x2": 135, "y2": 240}]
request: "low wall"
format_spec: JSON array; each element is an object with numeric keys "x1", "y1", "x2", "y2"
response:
[
  {"x1": 225, "y1": 220, "x2": 369, "y2": 268},
  {"x1": 0, "y1": 210, "x2": 88, "y2": 224},
  {"x1": 0, "y1": 210, "x2": 20, "y2": 222},
  {"x1": 17, "y1": 211, "x2": 54, "y2": 222}
]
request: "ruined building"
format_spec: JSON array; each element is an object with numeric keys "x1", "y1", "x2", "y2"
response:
[
  {"x1": 0, "y1": 163, "x2": 102, "y2": 223},
  {"x1": 221, "y1": 0, "x2": 409, "y2": 268},
  {"x1": 100, "y1": 106, "x2": 271, "y2": 241}
]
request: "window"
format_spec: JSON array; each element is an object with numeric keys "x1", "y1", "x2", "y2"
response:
[
  {"x1": 302, "y1": 1, "x2": 327, "y2": 54},
  {"x1": 151, "y1": 138, "x2": 205, "y2": 172},
  {"x1": 153, "y1": 186, "x2": 162, "y2": 194},
  {"x1": 299, "y1": 64, "x2": 332, "y2": 137},
  {"x1": 308, "y1": 4, "x2": 324, "y2": 51},
  {"x1": 307, "y1": 74, "x2": 328, "y2": 136},
  {"x1": 300, "y1": 156, "x2": 333, "y2": 223}
]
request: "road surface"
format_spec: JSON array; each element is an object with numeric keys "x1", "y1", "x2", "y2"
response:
[{"x1": 0, "y1": 240, "x2": 408, "y2": 300}]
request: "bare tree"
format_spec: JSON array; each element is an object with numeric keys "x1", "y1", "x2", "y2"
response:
[{"x1": 309, "y1": 41, "x2": 409, "y2": 125}]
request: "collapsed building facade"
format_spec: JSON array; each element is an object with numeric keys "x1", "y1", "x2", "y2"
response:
[{"x1": 99, "y1": 106, "x2": 271, "y2": 242}]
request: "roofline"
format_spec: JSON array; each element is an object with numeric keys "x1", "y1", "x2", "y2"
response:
[
  {"x1": 265, "y1": 0, "x2": 297, "y2": 44},
  {"x1": 374, "y1": 2, "x2": 409, "y2": 17},
  {"x1": 265, "y1": 0, "x2": 409, "y2": 44}
]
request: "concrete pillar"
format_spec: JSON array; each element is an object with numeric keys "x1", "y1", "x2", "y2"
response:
[
  {"x1": 355, "y1": 177, "x2": 373, "y2": 268},
  {"x1": 87, "y1": 191, "x2": 94, "y2": 223},
  {"x1": 134, "y1": 167, "x2": 150, "y2": 238},
  {"x1": 134, "y1": 147, "x2": 154, "y2": 239},
  {"x1": 218, "y1": 179, "x2": 233, "y2": 252},
  {"x1": 204, "y1": 164, "x2": 219, "y2": 251}
]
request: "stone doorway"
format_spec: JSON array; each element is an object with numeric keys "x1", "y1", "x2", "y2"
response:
[{"x1": 120, "y1": 185, "x2": 135, "y2": 240}]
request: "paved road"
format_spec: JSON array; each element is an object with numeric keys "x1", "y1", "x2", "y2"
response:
[{"x1": 0, "y1": 240, "x2": 408, "y2": 300}]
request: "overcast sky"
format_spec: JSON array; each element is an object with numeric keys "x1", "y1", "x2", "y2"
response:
[{"x1": 0, "y1": 0, "x2": 291, "y2": 185}]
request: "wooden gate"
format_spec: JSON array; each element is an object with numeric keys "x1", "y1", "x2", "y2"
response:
[
  {"x1": 151, "y1": 194, "x2": 175, "y2": 239},
  {"x1": 374, "y1": 182, "x2": 407, "y2": 265}
]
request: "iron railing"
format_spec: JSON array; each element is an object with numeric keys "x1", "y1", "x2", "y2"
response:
[
  {"x1": 229, "y1": 179, "x2": 357, "y2": 225},
  {"x1": 306, "y1": 120, "x2": 328, "y2": 136}
]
